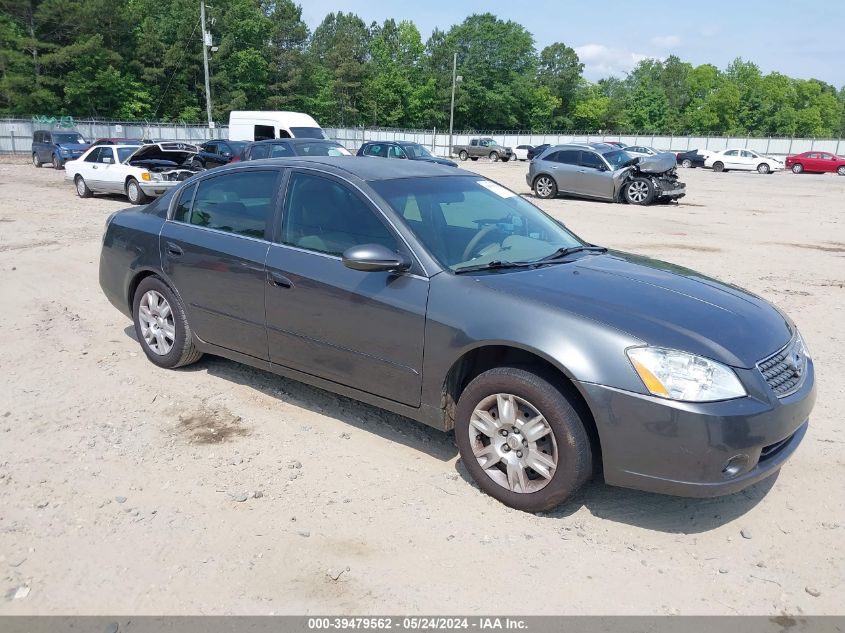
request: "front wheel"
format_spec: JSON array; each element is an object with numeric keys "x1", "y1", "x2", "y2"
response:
[
  {"x1": 837, "y1": 166, "x2": 845, "y2": 176},
  {"x1": 52, "y1": 153, "x2": 63, "y2": 169},
  {"x1": 459, "y1": 150, "x2": 468, "y2": 161},
  {"x1": 454, "y1": 367, "x2": 593, "y2": 512},
  {"x1": 757, "y1": 163, "x2": 770, "y2": 174},
  {"x1": 712, "y1": 161, "x2": 725, "y2": 172},
  {"x1": 75, "y1": 176, "x2": 92, "y2": 198},
  {"x1": 533, "y1": 175, "x2": 557, "y2": 199},
  {"x1": 623, "y1": 177, "x2": 655, "y2": 205},
  {"x1": 126, "y1": 178, "x2": 149, "y2": 205},
  {"x1": 792, "y1": 164, "x2": 804, "y2": 174},
  {"x1": 681, "y1": 158, "x2": 693, "y2": 168},
  {"x1": 132, "y1": 276, "x2": 202, "y2": 369},
  {"x1": 489, "y1": 151, "x2": 500, "y2": 162}
]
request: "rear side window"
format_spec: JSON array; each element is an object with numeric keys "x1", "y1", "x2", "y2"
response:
[
  {"x1": 85, "y1": 148, "x2": 104, "y2": 163},
  {"x1": 547, "y1": 150, "x2": 579, "y2": 165},
  {"x1": 365, "y1": 144, "x2": 387, "y2": 157},
  {"x1": 174, "y1": 171, "x2": 278, "y2": 239},
  {"x1": 249, "y1": 144, "x2": 270, "y2": 160}
]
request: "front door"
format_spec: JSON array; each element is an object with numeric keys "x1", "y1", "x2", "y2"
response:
[
  {"x1": 578, "y1": 151, "x2": 614, "y2": 199},
  {"x1": 264, "y1": 170, "x2": 428, "y2": 406},
  {"x1": 159, "y1": 168, "x2": 282, "y2": 360}
]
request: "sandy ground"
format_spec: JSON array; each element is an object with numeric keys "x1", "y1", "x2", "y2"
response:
[{"x1": 0, "y1": 157, "x2": 843, "y2": 615}]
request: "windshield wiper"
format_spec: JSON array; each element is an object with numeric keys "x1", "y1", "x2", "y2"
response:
[
  {"x1": 453, "y1": 260, "x2": 536, "y2": 274},
  {"x1": 538, "y1": 245, "x2": 607, "y2": 262}
]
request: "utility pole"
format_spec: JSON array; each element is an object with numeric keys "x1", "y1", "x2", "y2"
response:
[
  {"x1": 448, "y1": 52, "x2": 457, "y2": 158},
  {"x1": 200, "y1": 0, "x2": 213, "y2": 132}
]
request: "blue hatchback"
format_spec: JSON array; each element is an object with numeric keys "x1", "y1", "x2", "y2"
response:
[{"x1": 32, "y1": 129, "x2": 90, "y2": 169}]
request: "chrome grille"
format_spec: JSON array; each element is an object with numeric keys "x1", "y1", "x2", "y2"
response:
[{"x1": 758, "y1": 336, "x2": 807, "y2": 398}]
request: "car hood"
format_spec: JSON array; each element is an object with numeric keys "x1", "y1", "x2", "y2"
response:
[
  {"x1": 630, "y1": 153, "x2": 677, "y2": 173},
  {"x1": 125, "y1": 143, "x2": 198, "y2": 164},
  {"x1": 474, "y1": 251, "x2": 792, "y2": 368},
  {"x1": 416, "y1": 156, "x2": 457, "y2": 167}
]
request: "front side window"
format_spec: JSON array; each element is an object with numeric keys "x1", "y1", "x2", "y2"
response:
[
  {"x1": 203, "y1": 142, "x2": 217, "y2": 154},
  {"x1": 174, "y1": 170, "x2": 278, "y2": 239},
  {"x1": 403, "y1": 144, "x2": 432, "y2": 159},
  {"x1": 389, "y1": 145, "x2": 408, "y2": 159},
  {"x1": 580, "y1": 151, "x2": 605, "y2": 170},
  {"x1": 281, "y1": 172, "x2": 397, "y2": 256},
  {"x1": 371, "y1": 176, "x2": 584, "y2": 270},
  {"x1": 84, "y1": 148, "x2": 103, "y2": 163},
  {"x1": 249, "y1": 144, "x2": 270, "y2": 160}
]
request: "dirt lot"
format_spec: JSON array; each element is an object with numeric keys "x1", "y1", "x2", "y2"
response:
[{"x1": 0, "y1": 158, "x2": 843, "y2": 615}]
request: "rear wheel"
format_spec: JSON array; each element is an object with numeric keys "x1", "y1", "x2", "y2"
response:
[
  {"x1": 757, "y1": 163, "x2": 770, "y2": 174},
  {"x1": 533, "y1": 175, "x2": 557, "y2": 199},
  {"x1": 126, "y1": 178, "x2": 149, "y2": 205},
  {"x1": 792, "y1": 163, "x2": 804, "y2": 174},
  {"x1": 681, "y1": 158, "x2": 693, "y2": 168},
  {"x1": 459, "y1": 150, "x2": 468, "y2": 161},
  {"x1": 455, "y1": 367, "x2": 593, "y2": 512},
  {"x1": 132, "y1": 276, "x2": 202, "y2": 369},
  {"x1": 75, "y1": 176, "x2": 92, "y2": 198},
  {"x1": 712, "y1": 161, "x2": 725, "y2": 172},
  {"x1": 489, "y1": 151, "x2": 500, "y2": 162},
  {"x1": 623, "y1": 178, "x2": 655, "y2": 205},
  {"x1": 32, "y1": 153, "x2": 42, "y2": 168}
]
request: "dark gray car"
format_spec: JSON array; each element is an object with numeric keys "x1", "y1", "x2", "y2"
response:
[
  {"x1": 528, "y1": 144, "x2": 686, "y2": 205},
  {"x1": 99, "y1": 157, "x2": 814, "y2": 511}
]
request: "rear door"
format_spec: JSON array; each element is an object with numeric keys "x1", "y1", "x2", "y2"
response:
[
  {"x1": 264, "y1": 169, "x2": 428, "y2": 406},
  {"x1": 543, "y1": 150, "x2": 580, "y2": 193},
  {"x1": 159, "y1": 168, "x2": 282, "y2": 360}
]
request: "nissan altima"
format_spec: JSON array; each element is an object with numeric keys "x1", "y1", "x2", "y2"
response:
[{"x1": 99, "y1": 158, "x2": 815, "y2": 511}]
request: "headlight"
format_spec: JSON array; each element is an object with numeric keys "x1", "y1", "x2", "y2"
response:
[
  {"x1": 626, "y1": 346, "x2": 746, "y2": 402},
  {"x1": 796, "y1": 331, "x2": 811, "y2": 360}
]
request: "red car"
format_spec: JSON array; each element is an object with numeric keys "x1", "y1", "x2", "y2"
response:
[{"x1": 785, "y1": 151, "x2": 845, "y2": 175}]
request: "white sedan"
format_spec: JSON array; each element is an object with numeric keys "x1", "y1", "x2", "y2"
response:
[
  {"x1": 704, "y1": 149, "x2": 784, "y2": 174},
  {"x1": 513, "y1": 145, "x2": 533, "y2": 161},
  {"x1": 65, "y1": 142, "x2": 201, "y2": 204}
]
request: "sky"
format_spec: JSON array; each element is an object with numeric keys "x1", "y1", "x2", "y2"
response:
[{"x1": 299, "y1": 0, "x2": 845, "y2": 87}]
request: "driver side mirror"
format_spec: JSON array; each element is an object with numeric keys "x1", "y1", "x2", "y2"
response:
[{"x1": 342, "y1": 244, "x2": 411, "y2": 273}]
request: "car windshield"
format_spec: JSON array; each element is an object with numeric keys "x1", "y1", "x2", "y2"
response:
[
  {"x1": 54, "y1": 133, "x2": 85, "y2": 144},
  {"x1": 603, "y1": 150, "x2": 635, "y2": 169},
  {"x1": 403, "y1": 144, "x2": 433, "y2": 159},
  {"x1": 290, "y1": 127, "x2": 328, "y2": 139},
  {"x1": 117, "y1": 148, "x2": 136, "y2": 163},
  {"x1": 295, "y1": 142, "x2": 351, "y2": 156},
  {"x1": 371, "y1": 176, "x2": 585, "y2": 271}
]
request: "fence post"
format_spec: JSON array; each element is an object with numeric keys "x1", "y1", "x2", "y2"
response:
[
  {"x1": 10, "y1": 130, "x2": 15, "y2": 154},
  {"x1": 432, "y1": 127, "x2": 436, "y2": 154},
  {"x1": 837, "y1": 138, "x2": 842, "y2": 156},
  {"x1": 766, "y1": 137, "x2": 771, "y2": 154},
  {"x1": 787, "y1": 137, "x2": 793, "y2": 155}
]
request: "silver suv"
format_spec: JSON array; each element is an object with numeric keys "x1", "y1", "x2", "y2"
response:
[{"x1": 527, "y1": 144, "x2": 686, "y2": 205}]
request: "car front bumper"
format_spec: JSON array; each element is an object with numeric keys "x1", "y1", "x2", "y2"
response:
[
  {"x1": 575, "y1": 362, "x2": 815, "y2": 497},
  {"x1": 139, "y1": 181, "x2": 180, "y2": 197}
]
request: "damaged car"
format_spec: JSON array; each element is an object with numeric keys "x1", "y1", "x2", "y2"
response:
[
  {"x1": 528, "y1": 144, "x2": 686, "y2": 205},
  {"x1": 65, "y1": 142, "x2": 202, "y2": 205}
]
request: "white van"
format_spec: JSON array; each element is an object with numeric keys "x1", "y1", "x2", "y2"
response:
[{"x1": 227, "y1": 111, "x2": 327, "y2": 142}]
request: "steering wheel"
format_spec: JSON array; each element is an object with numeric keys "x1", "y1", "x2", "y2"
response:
[{"x1": 462, "y1": 225, "x2": 503, "y2": 262}]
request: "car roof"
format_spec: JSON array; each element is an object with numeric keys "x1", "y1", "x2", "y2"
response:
[
  {"x1": 247, "y1": 138, "x2": 340, "y2": 146},
  {"x1": 215, "y1": 155, "x2": 469, "y2": 181},
  {"x1": 546, "y1": 143, "x2": 617, "y2": 154}
]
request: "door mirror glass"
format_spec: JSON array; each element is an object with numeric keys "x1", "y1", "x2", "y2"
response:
[{"x1": 342, "y1": 244, "x2": 410, "y2": 273}]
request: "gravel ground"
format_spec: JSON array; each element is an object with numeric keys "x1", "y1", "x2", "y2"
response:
[{"x1": 0, "y1": 157, "x2": 843, "y2": 615}]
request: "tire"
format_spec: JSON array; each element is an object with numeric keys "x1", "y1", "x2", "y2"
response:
[
  {"x1": 757, "y1": 163, "x2": 770, "y2": 175},
  {"x1": 502, "y1": 156, "x2": 510, "y2": 163},
  {"x1": 459, "y1": 150, "x2": 468, "y2": 161},
  {"x1": 533, "y1": 175, "x2": 557, "y2": 199},
  {"x1": 489, "y1": 151, "x2": 500, "y2": 162},
  {"x1": 623, "y1": 177, "x2": 655, "y2": 205},
  {"x1": 32, "y1": 153, "x2": 42, "y2": 168},
  {"x1": 132, "y1": 276, "x2": 203, "y2": 369},
  {"x1": 191, "y1": 158, "x2": 204, "y2": 169},
  {"x1": 126, "y1": 178, "x2": 149, "y2": 205},
  {"x1": 791, "y1": 163, "x2": 804, "y2": 174},
  {"x1": 454, "y1": 367, "x2": 593, "y2": 512},
  {"x1": 681, "y1": 158, "x2": 693, "y2": 168},
  {"x1": 712, "y1": 161, "x2": 725, "y2": 172},
  {"x1": 74, "y1": 175, "x2": 92, "y2": 198},
  {"x1": 470, "y1": 157, "x2": 478, "y2": 161},
  {"x1": 837, "y1": 166, "x2": 845, "y2": 176},
  {"x1": 51, "y1": 153, "x2": 63, "y2": 169}
]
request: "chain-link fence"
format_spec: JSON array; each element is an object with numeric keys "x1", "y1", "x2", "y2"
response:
[{"x1": 2, "y1": 118, "x2": 842, "y2": 158}]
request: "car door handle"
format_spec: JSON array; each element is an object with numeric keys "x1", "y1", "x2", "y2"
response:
[
  {"x1": 165, "y1": 242, "x2": 183, "y2": 258},
  {"x1": 268, "y1": 271, "x2": 293, "y2": 289},
  {"x1": 92, "y1": 165, "x2": 98, "y2": 169}
]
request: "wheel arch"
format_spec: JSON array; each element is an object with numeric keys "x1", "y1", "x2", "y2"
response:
[
  {"x1": 126, "y1": 267, "x2": 181, "y2": 313},
  {"x1": 441, "y1": 343, "x2": 602, "y2": 464}
]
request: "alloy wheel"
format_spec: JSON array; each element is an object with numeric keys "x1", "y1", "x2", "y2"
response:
[
  {"x1": 535, "y1": 177, "x2": 553, "y2": 198},
  {"x1": 681, "y1": 159, "x2": 692, "y2": 168},
  {"x1": 138, "y1": 290, "x2": 175, "y2": 355},
  {"x1": 468, "y1": 393, "x2": 558, "y2": 494},
  {"x1": 627, "y1": 181, "x2": 649, "y2": 203},
  {"x1": 76, "y1": 178, "x2": 87, "y2": 196}
]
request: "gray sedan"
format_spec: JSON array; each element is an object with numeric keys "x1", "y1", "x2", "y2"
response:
[
  {"x1": 528, "y1": 144, "x2": 686, "y2": 205},
  {"x1": 100, "y1": 157, "x2": 813, "y2": 511}
]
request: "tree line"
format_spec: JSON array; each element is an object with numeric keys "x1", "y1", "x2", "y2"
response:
[{"x1": 1, "y1": 0, "x2": 844, "y2": 137}]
